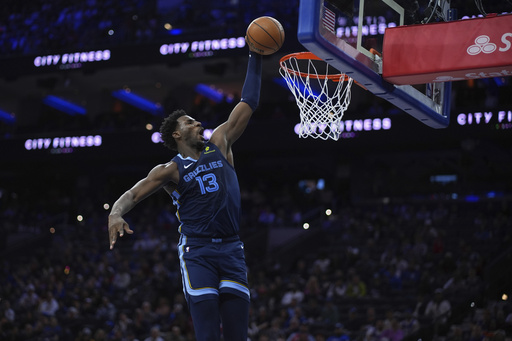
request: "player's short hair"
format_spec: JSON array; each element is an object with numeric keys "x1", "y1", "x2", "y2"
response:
[{"x1": 160, "y1": 109, "x2": 187, "y2": 151}]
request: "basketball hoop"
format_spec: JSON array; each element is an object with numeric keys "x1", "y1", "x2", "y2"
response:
[{"x1": 279, "y1": 52, "x2": 354, "y2": 141}]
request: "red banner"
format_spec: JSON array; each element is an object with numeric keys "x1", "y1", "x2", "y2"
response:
[{"x1": 382, "y1": 14, "x2": 512, "y2": 85}]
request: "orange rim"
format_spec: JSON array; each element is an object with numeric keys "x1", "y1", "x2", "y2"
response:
[{"x1": 279, "y1": 51, "x2": 351, "y2": 82}]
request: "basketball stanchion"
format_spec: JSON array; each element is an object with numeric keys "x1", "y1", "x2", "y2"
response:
[{"x1": 279, "y1": 52, "x2": 355, "y2": 141}]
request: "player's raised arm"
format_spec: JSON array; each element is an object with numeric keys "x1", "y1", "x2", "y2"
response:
[
  {"x1": 108, "y1": 161, "x2": 178, "y2": 249},
  {"x1": 210, "y1": 50, "x2": 262, "y2": 151}
]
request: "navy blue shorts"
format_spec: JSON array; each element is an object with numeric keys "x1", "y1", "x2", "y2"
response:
[{"x1": 178, "y1": 235, "x2": 250, "y2": 304}]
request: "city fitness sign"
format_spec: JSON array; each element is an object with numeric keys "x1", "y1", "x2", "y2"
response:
[
  {"x1": 34, "y1": 50, "x2": 111, "y2": 68},
  {"x1": 457, "y1": 109, "x2": 512, "y2": 128},
  {"x1": 159, "y1": 36, "x2": 246, "y2": 56},
  {"x1": 25, "y1": 135, "x2": 102, "y2": 152}
]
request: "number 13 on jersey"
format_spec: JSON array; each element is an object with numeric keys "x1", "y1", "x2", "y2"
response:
[{"x1": 195, "y1": 173, "x2": 219, "y2": 194}]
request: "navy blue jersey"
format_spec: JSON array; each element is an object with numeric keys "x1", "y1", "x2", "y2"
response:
[{"x1": 170, "y1": 142, "x2": 241, "y2": 237}]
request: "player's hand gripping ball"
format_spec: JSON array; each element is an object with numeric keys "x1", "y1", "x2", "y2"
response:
[{"x1": 246, "y1": 16, "x2": 285, "y2": 55}]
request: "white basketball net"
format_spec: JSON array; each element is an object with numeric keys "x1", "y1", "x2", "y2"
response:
[{"x1": 279, "y1": 53, "x2": 353, "y2": 141}]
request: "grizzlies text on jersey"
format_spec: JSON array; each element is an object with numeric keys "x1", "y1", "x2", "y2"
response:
[{"x1": 170, "y1": 142, "x2": 241, "y2": 238}]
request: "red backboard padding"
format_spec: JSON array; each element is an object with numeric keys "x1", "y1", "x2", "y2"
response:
[{"x1": 382, "y1": 14, "x2": 512, "y2": 85}]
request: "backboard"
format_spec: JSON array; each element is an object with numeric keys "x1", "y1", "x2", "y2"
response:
[{"x1": 297, "y1": 0, "x2": 452, "y2": 128}]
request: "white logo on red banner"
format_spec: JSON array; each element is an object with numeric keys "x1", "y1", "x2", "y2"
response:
[{"x1": 467, "y1": 35, "x2": 497, "y2": 55}]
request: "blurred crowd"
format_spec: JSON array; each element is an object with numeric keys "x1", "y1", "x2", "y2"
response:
[
  {"x1": 1, "y1": 177, "x2": 511, "y2": 340},
  {"x1": 2, "y1": 0, "x2": 510, "y2": 58},
  {"x1": 0, "y1": 0, "x2": 299, "y2": 57}
]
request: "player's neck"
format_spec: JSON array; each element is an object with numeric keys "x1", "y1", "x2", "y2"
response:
[{"x1": 178, "y1": 144, "x2": 203, "y2": 159}]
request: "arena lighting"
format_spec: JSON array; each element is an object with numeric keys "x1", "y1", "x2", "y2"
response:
[
  {"x1": 0, "y1": 109, "x2": 15, "y2": 125},
  {"x1": 293, "y1": 117, "x2": 392, "y2": 138},
  {"x1": 24, "y1": 135, "x2": 102, "y2": 151},
  {"x1": 335, "y1": 19, "x2": 397, "y2": 39},
  {"x1": 457, "y1": 109, "x2": 512, "y2": 126},
  {"x1": 493, "y1": 77, "x2": 506, "y2": 87},
  {"x1": 151, "y1": 129, "x2": 213, "y2": 144},
  {"x1": 194, "y1": 84, "x2": 233, "y2": 103},
  {"x1": 159, "y1": 37, "x2": 245, "y2": 55},
  {"x1": 42, "y1": 95, "x2": 86, "y2": 116},
  {"x1": 465, "y1": 195, "x2": 480, "y2": 202},
  {"x1": 112, "y1": 89, "x2": 163, "y2": 116},
  {"x1": 168, "y1": 28, "x2": 183, "y2": 36},
  {"x1": 34, "y1": 49, "x2": 111, "y2": 68}
]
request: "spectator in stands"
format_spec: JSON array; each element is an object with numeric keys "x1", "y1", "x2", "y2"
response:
[
  {"x1": 325, "y1": 271, "x2": 346, "y2": 301},
  {"x1": 144, "y1": 325, "x2": 165, "y2": 341},
  {"x1": 326, "y1": 323, "x2": 350, "y2": 341},
  {"x1": 379, "y1": 263, "x2": 403, "y2": 293},
  {"x1": 468, "y1": 323, "x2": 485, "y2": 341},
  {"x1": 112, "y1": 262, "x2": 132, "y2": 291},
  {"x1": 425, "y1": 289, "x2": 452, "y2": 325},
  {"x1": 112, "y1": 311, "x2": 134, "y2": 337},
  {"x1": 303, "y1": 275, "x2": 322, "y2": 300},
  {"x1": 284, "y1": 316, "x2": 301, "y2": 338},
  {"x1": 168, "y1": 325, "x2": 187, "y2": 341},
  {"x1": 381, "y1": 317, "x2": 405, "y2": 341},
  {"x1": 425, "y1": 288, "x2": 452, "y2": 337},
  {"x1": 1, "y1": 300, "x2": 15, "y2": 324},
  {"x1": 95, "y1": 296, "x2": 117, "y2": 323},
  {"x1": 286, "y1": 321, "x2": 315, "y2": 341},
  {"x1": 363, "y1": 319, "x2": 386, "y2": 341},
  {"x1": 320, "y1": 298, "x2": 340, "y2": 326},
  {"x1": 382, "y1": 309, "x2": 395, "y2": 330},
  {"x1": 466, "y1": 267, "x2": 484, "y2": 295},
  {"x1": 345, "y1": 274, "x2": 367, "y2": 298},
  {"x1": 361, "y1": 307, "x2": 378, "y2": 332},
  {"x1": 399, "y1": 309, "x2": 420, "y2": 337},
  {"x1": 446, "y1": 325, "x2": 464, "y2": 341},
  {"x1": 249, "y1": 305, "x2": 271, "y2": 337},
  {"x1": 38, "y1": 291, "x2": 60, "y2": 317},
  {"x1": 281, "y1": 283, "x2": 305, "y2": 307},
  {"x1": 18, "y1": 284, "x2": 39, "y2": 310},
  {"x1": 412, "y1": 293, "x2": 428, "y2": 320},
  {"x1": 313, "y1": 252, "x2": 331, "y2": 273},
  {"x1": 344, "y1": 307, "x2": 363, "y2": 335},
  {"x1": 93, "y1": 327, "x2": 108, "y2": 341},
  {"x1": 263, "y1": 316, "x2": 286, "y2": 341}
]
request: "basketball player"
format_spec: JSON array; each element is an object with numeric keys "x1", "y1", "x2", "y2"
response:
[{"x1": 107, "y1": 47, "x2": 262, "y2": 341}]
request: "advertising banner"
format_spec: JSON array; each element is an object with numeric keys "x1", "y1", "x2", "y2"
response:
[{"x1": 383, "y1": 14, "x2": 512, "y2": 85}]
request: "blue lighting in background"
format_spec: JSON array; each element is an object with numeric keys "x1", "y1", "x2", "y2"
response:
[
  {"x1": 43, "y1": 95, "x2": 86, "y2": 116},
  {"x1": 273, "y1": 77, "x2": 288, "y2": 89},
  {"x1": 112, "y1": 89, "x2": 163, "y2": 116},
  {"x1": 194, "y1": 84, "x2": 228, "y2": 103},
  {"x1": 273, "y1": 77, "x2": 320, "y2": 98},
  {"x1": 486, "y1": 191, "x2": 504, "y2": 198},
  {"x1": 168, "y1": 28, "x2": 183, "y2": 35},
  {"x1": 0, "y1": 109, "x2": 16, "y2": 125},
  {"x1": 465, "y1": 195, "x2": 480, "y2": 202},
  {"x1": 493, "y1": 77, "x2": 505, "y2": 87},
  {"x1": 317, "y1": 178, "x2": 325, "y2": 190}
]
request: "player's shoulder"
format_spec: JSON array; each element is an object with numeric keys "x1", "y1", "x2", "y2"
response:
[
  {"x1": 149, "y1": 161, "x2": 179, "y2": 184},
  {"x1": 162, "y1": 160, "x2": 179, "y2": 170},
  {"x1": 149, "y1": 161, "x2": 178, "y2": 176}
]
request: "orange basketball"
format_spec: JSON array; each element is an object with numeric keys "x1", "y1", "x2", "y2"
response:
[{"x1": 246, "y1": 16, "x2": 285, "y2": 55}]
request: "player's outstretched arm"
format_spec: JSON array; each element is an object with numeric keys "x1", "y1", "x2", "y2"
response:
[
  {"x1": 108, "y1": 162, "x2": 178, "y2": 249},
  {"x1": 210, "y1": 51, "x2": 262, "y2": 151}
]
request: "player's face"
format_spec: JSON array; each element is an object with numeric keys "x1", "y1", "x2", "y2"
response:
[{"x1": 176, "y1": 115, "x2": 205, "y2": 148}]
